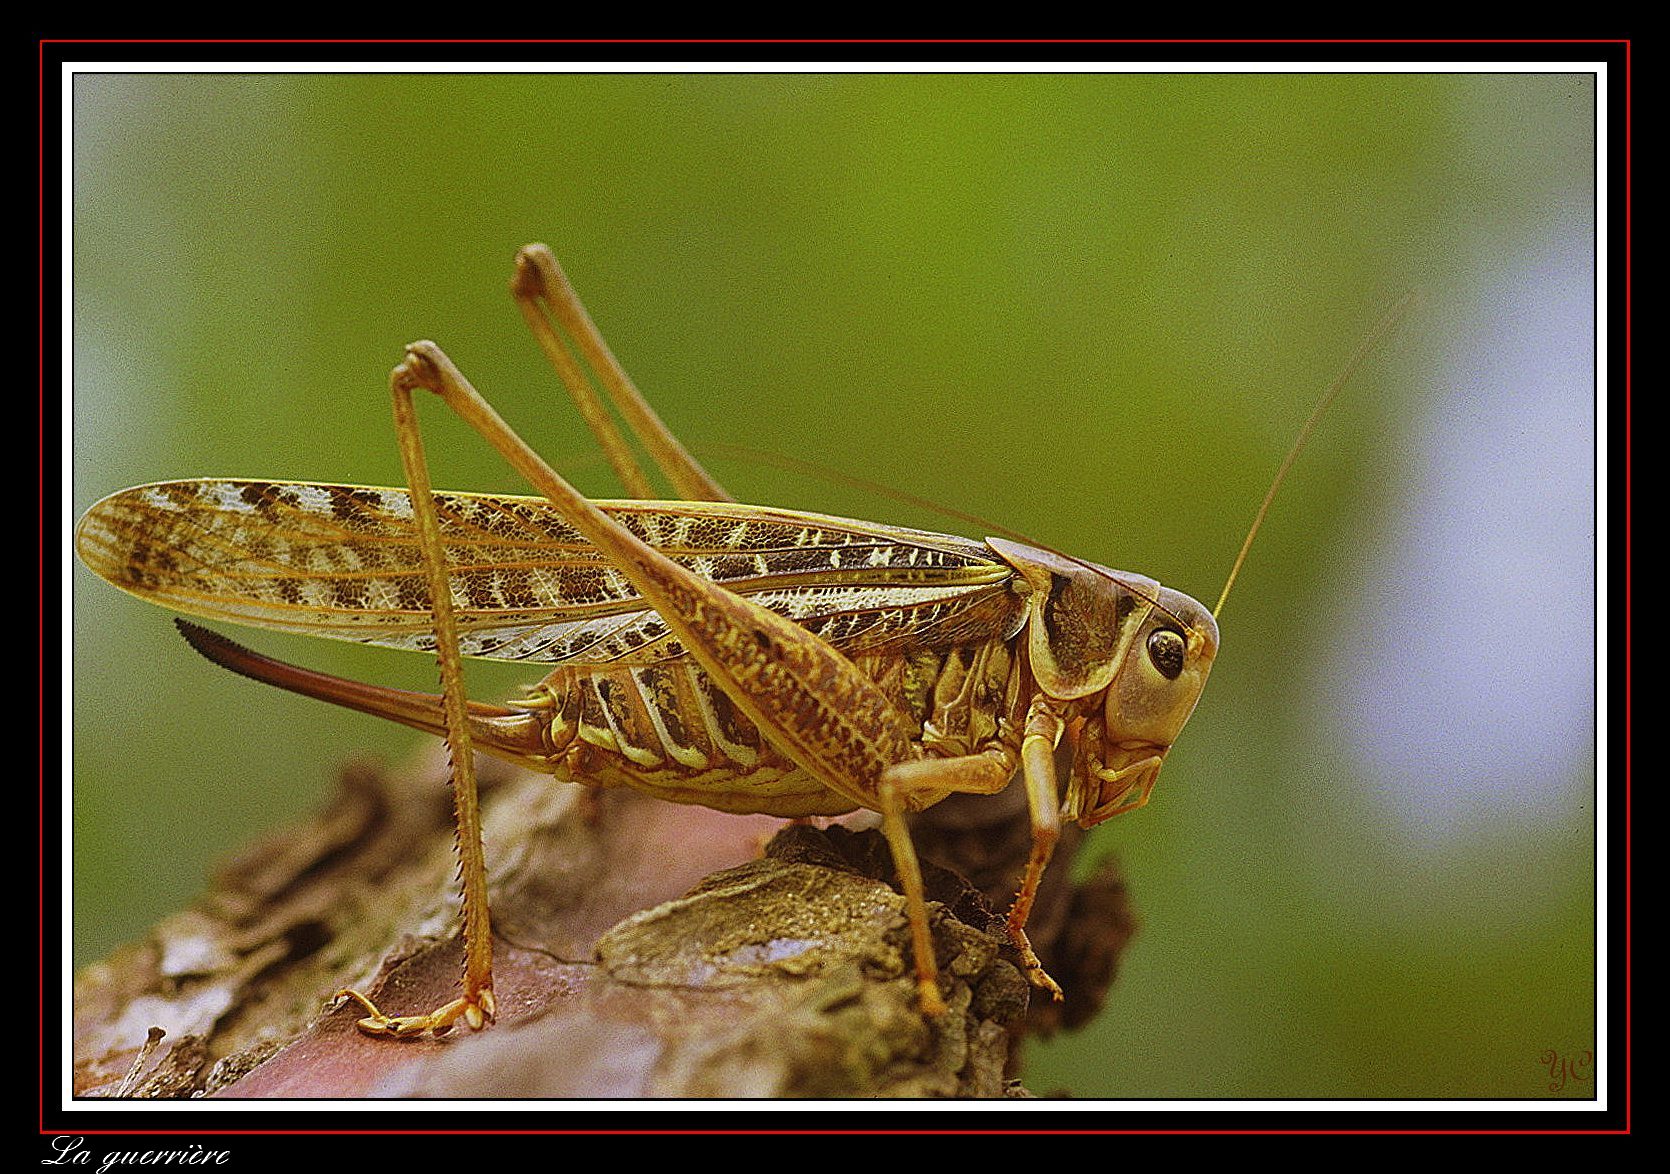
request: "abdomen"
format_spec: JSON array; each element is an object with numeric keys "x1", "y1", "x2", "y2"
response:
[{"x1": 521, "y1": 637, "x2": 1023, "y2": 818}]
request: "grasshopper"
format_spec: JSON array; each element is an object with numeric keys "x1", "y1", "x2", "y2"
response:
[{"x1": 75, "y1": 244, "x2": 1407, "y2": 1036}]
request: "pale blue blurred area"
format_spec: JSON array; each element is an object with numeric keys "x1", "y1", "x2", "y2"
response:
[{"x1": 1331, "y1": 235, "x2": 1595, "y2": 841}]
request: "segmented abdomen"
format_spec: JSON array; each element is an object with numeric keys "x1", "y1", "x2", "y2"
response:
[{"x1": 527, "y1": 637, "x2": 1024, "y2": 817}]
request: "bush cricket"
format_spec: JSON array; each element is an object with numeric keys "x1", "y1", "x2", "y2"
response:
[{"x1": 76, "y1": 244, "x2": 1410, "y2": 1035}]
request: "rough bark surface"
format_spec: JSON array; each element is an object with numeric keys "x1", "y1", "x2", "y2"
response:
[{"x1": 72, "y1": 746, "x2": 1136, "y2": 1099}]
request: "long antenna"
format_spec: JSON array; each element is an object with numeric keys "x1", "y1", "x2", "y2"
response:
[{"x1": 1214, "y1": 291, "x2": 1420, "y2": 620}]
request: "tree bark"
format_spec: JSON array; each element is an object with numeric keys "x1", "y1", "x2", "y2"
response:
[{"x1": 72, "y1": 746, "x2": 1136, "y2": 1099}]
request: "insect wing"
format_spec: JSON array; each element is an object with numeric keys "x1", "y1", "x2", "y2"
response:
[{"x1": 75, "y1": 480, "x2": 1021, "y2": 666}]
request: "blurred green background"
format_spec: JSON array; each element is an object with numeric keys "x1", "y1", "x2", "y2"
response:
[{"x1": 69, "y1": 71, "x2": 1597, "y2": 1099}]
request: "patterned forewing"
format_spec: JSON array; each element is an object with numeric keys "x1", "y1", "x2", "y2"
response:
[{"x1": 76, "y1": 480, "x2": 1021, "y2": 665}]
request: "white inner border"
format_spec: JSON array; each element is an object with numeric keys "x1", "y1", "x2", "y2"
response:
[{"x1": 57, "y1": 56, "x2": 1613, "y2": 1117}]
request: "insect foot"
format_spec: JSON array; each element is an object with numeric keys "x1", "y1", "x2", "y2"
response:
[{"x1": 333, "y1": 987, "x2": 497, "y2": 1039}]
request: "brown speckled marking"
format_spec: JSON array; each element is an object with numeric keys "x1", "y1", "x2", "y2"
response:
[
  {"x1": 516, "y1": 633, "x2": 1025, "y2": 817},
  {"x1": 74, "y1": 482, "x2": 1017, "y2": 669}
]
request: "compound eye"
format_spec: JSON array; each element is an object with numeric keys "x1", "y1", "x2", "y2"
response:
[{"x1": 1147, "y1": 628, "x2": 1186, "y2": 680}]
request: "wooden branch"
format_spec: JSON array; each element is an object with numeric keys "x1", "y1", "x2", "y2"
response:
[{"x1": 73, "y1": 747, "x2": 1136, "y2": 1099}]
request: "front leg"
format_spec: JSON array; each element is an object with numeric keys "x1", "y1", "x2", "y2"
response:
[{"x1": 1006, "y1": 695, "x2": 1069, "y2": 1001}]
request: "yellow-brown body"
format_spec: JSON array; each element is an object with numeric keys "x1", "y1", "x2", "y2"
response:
[
  {"x1": 78, "y1": 483, "x2": 1216, "y2": 833},
  {"x1": 525, "y1": 639, "x2": 1024, "y2": 818}
]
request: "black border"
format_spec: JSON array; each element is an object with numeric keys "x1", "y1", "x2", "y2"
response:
[{"x1": 40, "y1": 38, "x2": 1630, "y2": 1142}]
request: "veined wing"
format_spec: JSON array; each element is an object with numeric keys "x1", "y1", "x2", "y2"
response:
[{"x1": 76, "y1": 480, "x2": 1024, "y2": 666}]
